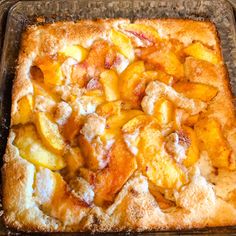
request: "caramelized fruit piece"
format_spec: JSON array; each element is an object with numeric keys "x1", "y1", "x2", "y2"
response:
[
  {"x1": 32, "y1": 81, "x2": 58, "y2": 101},
  {"x1": 96, "y1": 100, "x2": 121, "y2": 118},
  {"x1": 100, "y1": 70, "x2": 120, "y2": 101},
  {"x1": 36, "y1": 56, "x2": 63, "y2": 85},
  {"x1": 137, "y1": 125, "x2": 186, "y2": 189},
  {"x1": 94, "y1": 138, "x2": 137, "y2": 206},
  {"x1": 110, "y1": 29, "x2": 134, "y2": 61},
  {"x1": 78, "y1": 135, "x2": 108, "y2": 171},
  {"x1": 138, "y1": 46, "x2": 157, "y2": 60},
  {"x1": 168, "y1": 39, "x2": 185, "y2": 59},
  {"x1": 14, "y1": 125, "x2": 65, "y2": 170},
  {"x1": 83, "y1": 91, "x2": 106, "y2": 106},
  {"x1": 12, "y1": 95, "x2": 33, "y2": 125},
  {"x1": 86, "y1": 40, "x2": 109, "y2": 77},
  {"x1": 65, "y1": 147, "x2": 84, "y2": 176},
  {"x1": 101, "y1": 110, "x2": 143, "y2": 141},
  {"x1": 153, "y1": 98, "x2": 174, "y2": 126},
  {"x1": 84, "y1": 89, "x2": 103, "y2": 97},
  {"x1": 173, "y1": 82, "x2": 218, "y2": 102},
  {"x1": 123, "y1": 23, "x2": 160, "y2": 43},
  {"x1": 184, "y1": 114, "x2": 199, "y2": 126},
  {"x1": 143, "y1": 70, "x2": 174, "y2": 85},
  {"x1": 71, "y1": 63, "x2": 87, "y2": 86},
  {"x1": 195, "y1": 118, "x2": 234, "y2": 169},
  {"x1": 122, "y1": 114, "x2": 157, "y2": 134},
  {"x1": 137, "y1": 125, "x2": 163, "y2": 165},
  {"x1": 35, "y1": 112, "x2": 65, "y2": 154},
  {"x1": 184, "y1": 42, "x2": 219, "y2": 64},
  {"x1": 147, "y1": 51, "x2": 184, "y2": 78},
  {"x1": 146, "y1": 155, "x2": 186, "y2": 189},
  {"x1": 59, "y1": 45, "x2": 88, "y2": 62},
  {"x1": 106, "y1": 110, "x2": 143, "y2": 138},
  {"x1": 79, "y1": 167, "x2": 96, "y2": 185},
  {"x1": 105, "y1": 47, "x2": 117, "y2": 69},
  {"x1": 182, "y1": 126, "x2": 199, "y2": 167},
  {"x1": 63, "y1": 112, "x2": 85, "y2": 142},
  {"x1": 119, "y1": 61, "x2": 145, "y2": 107}
]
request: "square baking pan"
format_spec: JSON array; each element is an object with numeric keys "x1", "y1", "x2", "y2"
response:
[
  {"x1": 1, "y1": 0, "x2": 236, "y2": 234},
  {"x1": 0, "y1": 0, "x2": 27, "y2": 55}
]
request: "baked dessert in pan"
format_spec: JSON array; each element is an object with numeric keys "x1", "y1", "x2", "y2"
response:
[{"x1": 2, "y1": 18, "x2": 236, "y2": 232}]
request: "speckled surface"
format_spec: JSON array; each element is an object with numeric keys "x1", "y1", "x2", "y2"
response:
[{"x1": 0, "y1": 0, "x2": 236, "y2": 234}]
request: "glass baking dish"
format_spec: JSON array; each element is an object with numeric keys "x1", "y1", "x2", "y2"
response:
[
  {"x1": 1, "y1": 0, "x2": 236, "y2": 234},
  {"x1": 0, "y1": 0, "x2": 19, "y2": 55}
]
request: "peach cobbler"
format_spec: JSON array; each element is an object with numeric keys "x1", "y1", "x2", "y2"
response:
[{"x1": 2, "y1": 19, "x2": 236, "y2": 232}]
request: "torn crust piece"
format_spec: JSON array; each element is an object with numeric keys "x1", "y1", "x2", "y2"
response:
[{"x1": 3, "y1": 19, "x2": 236, "y2": 232}]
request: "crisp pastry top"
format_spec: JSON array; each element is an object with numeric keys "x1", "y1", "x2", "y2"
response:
[{"x1": 3, "y1": 19, "x2": 236, "y2": 232}]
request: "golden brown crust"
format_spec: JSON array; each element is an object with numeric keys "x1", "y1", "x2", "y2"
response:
[
  {"x1": 2, "y1": 132, "x2": 61, "y2": 232},
  {"x1": 3, "y1": 19, "x2": 236, "y2": 232}
]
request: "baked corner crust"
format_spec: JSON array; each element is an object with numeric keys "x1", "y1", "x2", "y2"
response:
[{"x1": 2, "y1": 19, "x2": 236, "y2": 232}]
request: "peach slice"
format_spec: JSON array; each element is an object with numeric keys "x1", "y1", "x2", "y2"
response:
[
  {"x1": 100, "y1": 70, "x2": 120, "y2": 102},
  {"x1": 63, "y1": 112, "x2": 85, "y2": 142},
  {"x1": 85, "y1": 40, "x2": 110, "y2": 78},
  {"x1": 106, "y1": 110, "x2": 144, "y2": 137},
  {"x1": 142, "y1": 70, "x2": 174, "y2": 85},
  {"x1": 78, "y1": 135, "x2": 108, "y2": 171},
  {"x1": 71, "y1": 63, "x2": 87, "y2": 86},
  {"x1": 137, "y1": 125, "x2": 163, "y2": 166},
  {"x1": 184, "y1": 42, "x2": 219, "y2": 64},
  {"x1": 123, "y1": 23, "x2": 160, "y2": 43},
  {"x1": 119, "y1": 61, "x2": 145, "y2": 107},
  {"x1": 107, "y1": 110, "x2": 144, "y2": 128},
  {"x1": 182, "y1": 126, "x2": 199, "y2": 167},
  {"x1": 59, "y1": 45, "x2": 88, "y2": 62},
  {"x1": 184, "y1": 114, "x2": 199, "y2": 126},
  {"x1": 96, "y1": 100, "x2": 121, "y2": 118},
  {"x1": 145, "y1": 155, "x2": 186, "y2": 189},
  {"x1": 138, "y1": 46, "x2": 158, "y2": 60},
  {"x1": 147, "y1": 51, "x2": 184, "y2": 78},
  {"x1": 36, "y1": 55, "x2": 63, "y2": 85},
  {"x1": 14, "y1": 125, "x2": 65, "y2": 170},
  {"x1": 83, "y1": 90, "x2": 106, "y2": 106},
  {"x1": 195, "y1": 118, "x2": 234, "y2": 170},
  {"x1": 32, "y1": 80, "x2": 59, "y2": 101},
  {"x1": 122, "y1": 114, "x2": 158, "y2": 133},
  {"x1": 84, "y1": 89, "x2": 103, "y2": 97},
  {"x1": 12, "y1": 95, "x2": 33, "y2": 125},
  {"x1": 79, "y1": 168, "x2": 96, "y2": 185},
  {"x1": 105, "y1": 46, "x2": 117, "y2": 69},
  {"x1": 35, "y1": 112, "x2": 65, "y2": 154},
  {"x1": 168, "y1": 38, "x2": 185, "y2": 59},
  {"x1": 153, "y1": 98, "x2": 175, "y2": 126},
  {"x1": 110, "y1": 29, "x2": 134, "y2": 61},
  {"x1": 137, "y1": 125, "x2": 186, "y2": 189},
  {"x1": 65, "y1": 147, "x2": 85, "y2": 176},
  {"x1": 173, "y1": 82, "x2": 218, "y2": 102},
  {"x1": 94, "y1": 138, "x2": 137, "y2": 206}
]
